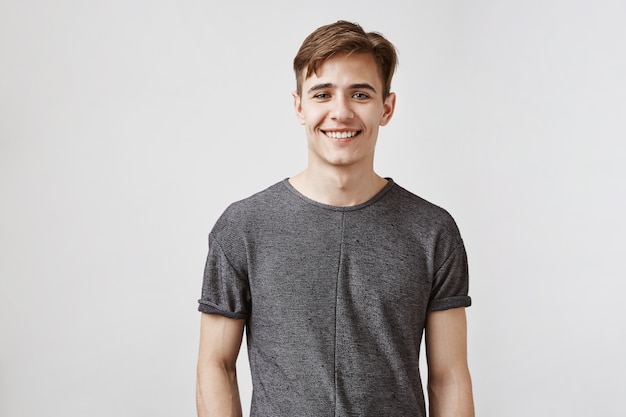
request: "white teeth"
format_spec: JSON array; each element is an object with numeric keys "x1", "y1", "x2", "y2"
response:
[{"x1": 326, "y1": 131, "x2": 358, "y2": 139}]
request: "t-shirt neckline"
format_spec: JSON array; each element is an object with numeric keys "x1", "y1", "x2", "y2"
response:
[{"x1": 281, "y1": 177, "x2": 395, "y2": 212}]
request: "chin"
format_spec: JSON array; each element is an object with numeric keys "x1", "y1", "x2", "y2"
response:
[{"x1": 324, "y1": 157, "x2": 359, "y2": 167}]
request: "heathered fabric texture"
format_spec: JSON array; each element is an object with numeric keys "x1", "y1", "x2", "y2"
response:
[{"x1": 198, "y1": 179, "x2": 471, "y2": 417}]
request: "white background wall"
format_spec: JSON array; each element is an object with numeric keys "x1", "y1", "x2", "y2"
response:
[{"x1": 1, "y1": 0, "x2": 624, "y2": 415}]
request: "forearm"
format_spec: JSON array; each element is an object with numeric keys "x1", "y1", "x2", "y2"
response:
[
  {"x1": 428, "y1": 369, "x2": 474, "y2": 417},
  {"x1": 196, "y1": 363, "x2": 242, "y2": 417}
]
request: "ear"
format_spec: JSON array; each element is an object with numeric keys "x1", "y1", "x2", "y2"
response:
[
  {"x1": 379, "y1": 92, "x2": 396, "y2": 126},
  {"x1": 292, "y1": 91, "x2": 305, "y2": 125}
]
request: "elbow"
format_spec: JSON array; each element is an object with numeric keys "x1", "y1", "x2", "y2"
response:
[
  {"x1": 428, "y1": 366, "x2": 473, "y2": 397},
  {"x1": 428, "y1": 368, "x2": 474, "y2": 417},
  {"x1": 197, "y1": 359, "x2": 238, "y2": 383},
  {"x1": 428, "y1": 365, "x2": 471, "y2": 388}
]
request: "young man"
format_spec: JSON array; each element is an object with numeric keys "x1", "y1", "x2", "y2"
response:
[{"x1": 197, "y1": 20, "x2": 474, "y2": 417}]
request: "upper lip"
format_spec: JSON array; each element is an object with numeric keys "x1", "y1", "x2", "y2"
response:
[
  {"x1": 322, "y1": 129, "x2": 361, "y2": 134},
  {"x1": 322, "y1": 128, "x2": 359, "y2": 132}
]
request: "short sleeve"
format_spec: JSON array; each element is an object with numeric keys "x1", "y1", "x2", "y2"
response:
[
  {"x1": 427, "y1": 242, "x2": 471, "y2": 313},
  {"x1": 198, "y1": 232, "x2": 251, "y2": 319}
]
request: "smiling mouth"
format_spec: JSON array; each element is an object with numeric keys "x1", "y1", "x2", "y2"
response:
[{"x1": 323, "y1": 130, "x2": 361, "y2": 139}]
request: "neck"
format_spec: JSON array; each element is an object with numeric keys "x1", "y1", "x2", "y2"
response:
[{"x1": 289, "y1": 165, "x2": 388, "y2": 207}]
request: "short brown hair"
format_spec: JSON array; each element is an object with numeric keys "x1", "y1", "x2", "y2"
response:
[{"x1": 293, "y1": 20, "x2": 398, "y2": 99}]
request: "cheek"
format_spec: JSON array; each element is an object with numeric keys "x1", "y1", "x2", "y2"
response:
[{"x1": 303, "y1": 110, "x2": 325, "y2": 129}]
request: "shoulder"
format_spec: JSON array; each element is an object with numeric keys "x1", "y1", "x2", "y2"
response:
[
  {"x1": 386, "y1": 182, "x2": 468, "y2": 271},
  {"x1": 211, "y1": 180, "x2": 289, "y2": 238},
  {"x1": 386, "y1": 181, "x2": 461, "y2": 235}
]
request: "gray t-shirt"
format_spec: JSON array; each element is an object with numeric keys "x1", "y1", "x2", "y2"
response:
[{"x1": 199, "y1": 179, "x2": 471, "y2": 417}]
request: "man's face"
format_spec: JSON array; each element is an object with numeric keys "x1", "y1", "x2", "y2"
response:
[{"x1": 293, "y1": 53, "x2": 395, "y2": 171}]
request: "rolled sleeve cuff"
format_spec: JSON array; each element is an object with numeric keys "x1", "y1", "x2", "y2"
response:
[{"x1": 427, "y1": 295, "x2": 472, "y2": 313}]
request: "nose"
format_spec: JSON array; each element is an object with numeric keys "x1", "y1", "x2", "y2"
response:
[{"x1": 330, "y1": 95, "x2": 354, "y2": 120}]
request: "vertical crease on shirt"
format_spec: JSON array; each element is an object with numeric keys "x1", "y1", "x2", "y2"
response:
[{"x1": 333, "y1": 211, "x2": 346, "y2": 417}]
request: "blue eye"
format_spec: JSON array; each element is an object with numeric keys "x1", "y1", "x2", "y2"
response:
[
  {"x1": 353, "y1": 92, "x2": 369, "y2": 99},
  {"x1": 314, "y1": 93, "x2": 330, "y2": 99}
]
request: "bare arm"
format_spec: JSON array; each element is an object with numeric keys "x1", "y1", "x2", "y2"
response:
[
  {"x1": 196, "y1": 312, "x2": 246, "y2": 417},
  {"x1": 425, "y1": 307, "x2": 475, "y2": 417}
]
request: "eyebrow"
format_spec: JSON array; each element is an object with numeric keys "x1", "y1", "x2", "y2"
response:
[{"x1": 307, "y1": 83, "x2": 378, "y2": 94}]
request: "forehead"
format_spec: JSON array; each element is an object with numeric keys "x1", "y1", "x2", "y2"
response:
[{"x1": 302, "y1": 53, "x2": 382, "y2": 88}]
